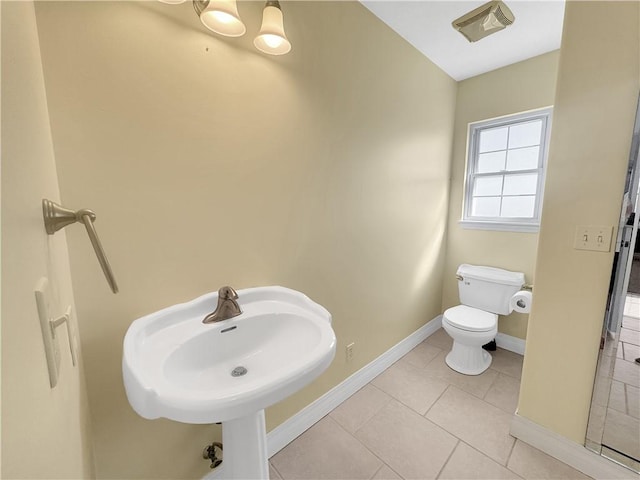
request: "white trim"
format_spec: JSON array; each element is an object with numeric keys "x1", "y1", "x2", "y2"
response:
[
  {"x1": 266, "y1": 315, "x2": 443, "y2": 457},
  {"x1": 462, "y1": 107, "x2": 553, "y2": 228},
  {"x1": 205, "y1": 319, "x2": 529, "y2": 480},
  {"x1": 459, "y1": 220, "x2": 539, "y2": 233},
  {"x1": 203, "y1": 316, "x2": 443, "y2": 479},
  {"x1": 495, "y1": 332, "x2": 526, "y2": 355},
  {"x1": 510, "y1": 413, "x2": 637, "y2": 480}
]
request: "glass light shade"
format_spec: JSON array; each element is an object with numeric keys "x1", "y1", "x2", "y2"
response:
[
  {"x1": 254, "y1": 5, "x2": 291, "y2": 55},
  {"x1": 200, "y1": 0, "x2": 246, "y2": 37}
]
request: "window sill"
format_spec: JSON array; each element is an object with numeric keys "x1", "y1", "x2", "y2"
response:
[{"x1": 459, "y1": 220, "x2": 540, "y2": 233}]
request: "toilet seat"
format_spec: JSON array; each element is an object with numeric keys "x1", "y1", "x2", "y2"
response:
[{"x1": 443, "y1": 305, "x2": 497, "y2": 332}]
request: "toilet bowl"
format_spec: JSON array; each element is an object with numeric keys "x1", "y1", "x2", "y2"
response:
[
  {"x1": 442, "y1": 305, "x2": 497, "y2": 375},
  {"x1": 442, "y1": 264, "x2": 527, "y2": 376}
]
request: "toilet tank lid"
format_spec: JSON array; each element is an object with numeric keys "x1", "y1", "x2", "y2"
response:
[{"x1": 457, "y1": 264, "x2": 525, "y2": 286}]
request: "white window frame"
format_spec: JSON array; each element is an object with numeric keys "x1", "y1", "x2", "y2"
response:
[{"x1": 460, "y1": 107, "x2": 553, "y2": 233}]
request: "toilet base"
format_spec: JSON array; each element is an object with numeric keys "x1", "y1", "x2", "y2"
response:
[
  {"x1": 442, "y1": 317, "x2": 496, "y2": 376},
  {"x1": 445, "y1": 344, "x2": 492, "y2": 376},
  {"x1": 442, "y1": 306, "x2": 498, "y2": 375}
]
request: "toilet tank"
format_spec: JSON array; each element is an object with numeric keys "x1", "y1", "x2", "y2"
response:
[{"x1": 456, "y1": 264, "x2": 525, "y2": 315}]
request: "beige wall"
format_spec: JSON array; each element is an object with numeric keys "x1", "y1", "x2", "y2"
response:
[
  {"x1": 518, "y1": 1, "x2": 640, "y2": 443},
  {"x1": 33, "y1": 1, "x2": 457, "y2": 478},
  {"x1": 442, "y1": 51, "x2": 560, "y2": 340},
  {"x1": 0, "y1": 2, "x2": 95, "y2": 478}
]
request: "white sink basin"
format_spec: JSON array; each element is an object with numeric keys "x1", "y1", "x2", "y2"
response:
[{"x1": 122, "y1": 286, "x2": 336, "y2": 424}]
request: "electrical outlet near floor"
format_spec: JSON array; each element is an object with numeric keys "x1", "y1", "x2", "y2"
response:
[{"x1": 346, "y1": 342, "x2": 355, "y2": 362}]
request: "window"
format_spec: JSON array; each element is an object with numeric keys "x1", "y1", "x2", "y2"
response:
[{"x1": 461, "y1": 108, "x2": 552, "y2": 233}]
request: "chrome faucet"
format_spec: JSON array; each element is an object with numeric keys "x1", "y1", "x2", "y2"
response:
[{"x1": 203, "y1": 286, "x2": 242, "y2": 324}]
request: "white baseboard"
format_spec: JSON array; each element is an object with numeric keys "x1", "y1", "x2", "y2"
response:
[
  {"x1": 205, "y1": 318, "x2": 529, "y2": 479},
  {"x1": 266, "y1": 315, "x2": 443, "y2": 457},
  {"x1": 510, "y1": 413, "x2": 637, "y2": 480},
  {"x1": 268, "y1": 326, "x2": 525, "y2": 460},
  {"x1": 203, "y1": 315, "x2": 443, "y2": 479},
  {"x1": 496, "y1": 332, "x2": 526, "y2": 355}
]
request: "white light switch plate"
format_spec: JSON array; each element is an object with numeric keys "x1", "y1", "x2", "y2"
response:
[
  {"x1": 574, "y1": 225, "x2": 613, "y2": 252},
  {"x1": 34, "y1": 278, "x2": 77, "y2": 388},
  {"x1": 35, "y1": 277, "x2": 60, "y2": 388}
]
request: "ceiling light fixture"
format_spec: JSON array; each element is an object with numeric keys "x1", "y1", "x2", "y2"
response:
[
  {"x1": 254, "y1": 1, "x2": 291, "y2": 56},
  {"x1": 452, "y1": 0, "x2": 515, "y2": 43},
  {"x1": 194, "y1": 0, "x2": 246, "y2": 37},
  {"x1": 160, "y1": 0, "x2": 291, "y2": 55}
]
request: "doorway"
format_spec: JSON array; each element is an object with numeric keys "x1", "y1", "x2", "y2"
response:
[{"x1": 585, "y1": 93, "x2": 640, "y2": 473}]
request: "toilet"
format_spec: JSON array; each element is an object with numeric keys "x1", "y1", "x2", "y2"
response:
[{"x1": 442, "y1": 264, "x2": 525, "y2": 376}]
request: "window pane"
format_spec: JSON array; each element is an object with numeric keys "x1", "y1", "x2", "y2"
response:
[
  {"x1": 466, "y1": 110, "x2": 550, "y2": 226},
  {"x1": 477, "y1": 151, "x2": 506, "y2": 173},
  {"x1": 479, "y1": 127, "x2": 508, "y2": 153},
  {"x1": 508, "y1": 120, "x2": 542, "y2": 148},
  {"x1": 506, "y1": 146, "x2": 539, "y2": 171},
  {"x1": 503, "y1": 173, "x2": 537, "y2": 196},
  {"x1": 472, "y1": 196, "x2": 501, "y2": 217},
  {"x1": 501, "y1": 195, "x2": 536, "y2": 218},
  {"x1": 473, "y1": 175, "x2": 503, "y2": 196}
]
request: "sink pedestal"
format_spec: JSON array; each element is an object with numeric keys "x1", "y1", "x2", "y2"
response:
[{"x1": 223, "y1": 410, "x2": 269, "y2": 479}]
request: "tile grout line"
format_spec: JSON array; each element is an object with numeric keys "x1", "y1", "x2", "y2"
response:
[
  {"x1": 326, "y1": 410, "x2": 396, "y2": 480},
  {"x1": 482, "y1": 368, "x2": 501, "y2": 401},
  {"x1": 269, "y1": 325, "x2": 624, "y2": 480},
  {"x1": 423, "y1": 384, "x2": 452, "y2": 419},
  {"x1": 367, "y1": 383, "x2": 430, "y2": 419},
  {"x1": 505, "y1": 436, "x2": 519, "y2": 469},
  {"x1": 421, "y1": 343, "x2": 448, "y2": 368},
  {"x1": 367, "y1": 463, "x2": 385, "y2": 480},
  {"x1": 488, "y1": 349, "x2": 525, "y2": 380},
  {"x1": 455, "y1": 439, "x2": 526, "y2": 479},
  {"x1": 276, "y1": 330, "x2": 529, "y2": 480},
  {"x1": 367, "y1": 461, "x2": 405, "y2": 480},
  {"x1": 344, "y1": 379, "x2": 458, "y2": 479},
  {"x1": 434, "y1": 439, "x2": 460, "y2": 479},
  {"x1": 365, "y1": 383, "x2": 396, "y2": 415},
  {"x1": 345, "y1": 402, "x2": 453, "y2": 480},
  {"x1": 369, "y1": 361, "x2": 452, "y2": 418},
  {"x1": 268, "y1": 459, "x2": 284, "y2": 480},
  {"x1": 484, "y1": 373, "x2": 524, "y2": 416}
]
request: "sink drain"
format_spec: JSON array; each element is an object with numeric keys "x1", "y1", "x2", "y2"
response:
[{"x1": 231, "y1": 366, "x2": 247, "y2": 377}]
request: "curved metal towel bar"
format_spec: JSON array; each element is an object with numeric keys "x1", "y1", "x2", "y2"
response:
[{"x1": 42, "y1": 199, "x2": 119, "y2": 293}]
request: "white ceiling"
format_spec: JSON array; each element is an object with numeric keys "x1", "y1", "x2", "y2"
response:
[{"x1": 360, "y1": 0, "x2": 566, "y2": 81}]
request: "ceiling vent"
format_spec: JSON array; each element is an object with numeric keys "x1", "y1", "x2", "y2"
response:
[{"x1": 452, "y1": 1, "x2": 515, "y2": 43}]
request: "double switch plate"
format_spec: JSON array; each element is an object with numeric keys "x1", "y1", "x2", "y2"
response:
[{"x1": 574, "y1": 225, "x2": 614, "y2": 252}]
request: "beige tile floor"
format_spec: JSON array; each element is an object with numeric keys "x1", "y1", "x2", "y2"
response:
[
  {"x1": 269, "y1": 329, "x2": 592, "y2": 480},
  {"x1": 602, "y1": 294, "x2": 640, "y2": 462}
]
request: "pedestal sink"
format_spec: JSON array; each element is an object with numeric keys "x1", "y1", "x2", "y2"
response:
[{"x1": 122, "y1": 286, "x2": 336, "y2": 479}]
